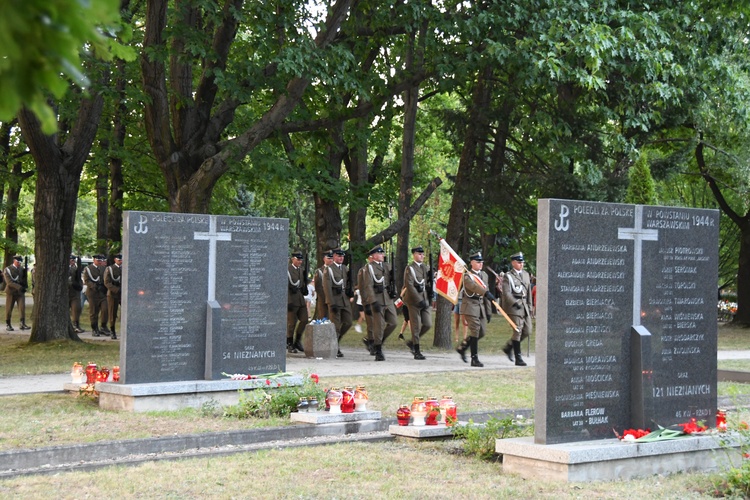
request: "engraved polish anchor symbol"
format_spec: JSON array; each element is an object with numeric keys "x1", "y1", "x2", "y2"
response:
[
  {"x1": 554, "y1": 205, "x2": 570, "y2": 232},
  {"x1": 134, "y1": 215, "x2": 149, "y2": 234}
]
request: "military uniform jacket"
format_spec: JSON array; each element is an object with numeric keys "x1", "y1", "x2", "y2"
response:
[
  {"x1": 402, "y1": 262, "x2": 429, "y2": 307},
  {"x1": 502, "y1": 269, "x2": 532, "y2": 319},
  {"x1": 287, "y1": 264, "x2": 306, "y2": 308},
  {"x1": 314, "y1": 265, "x2": 327, "y2": 307},
  {"x1": 459, "y1": 270, "x2": 491, "y2": 319},
  {"x1": 360, "y1": 261, "x2": 394, "y2": 307},
  {"x1": 105, "y1": 264, "x2": 122, "y2": 295},
  {"x1": 324, "y1": 263, "x2": 349, "y2": 308},
  {"x1": 3, "y1": 265, "x2": 25, "y2": 295},
  {"x1": 83, "y1": 264, "x2": 107, "y2": 296}
]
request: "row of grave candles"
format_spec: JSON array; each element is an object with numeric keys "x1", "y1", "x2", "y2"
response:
[
  {"x1": 71, "y1": 362, "x2": 120, "y2": 384},
  {"x1": 396, "y1": 396, "x2": 457, "y2": 426}
]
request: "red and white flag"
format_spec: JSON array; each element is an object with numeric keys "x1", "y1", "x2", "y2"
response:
[{"x1": 435, "y1": 238, "x2": 466, "y2": 305}]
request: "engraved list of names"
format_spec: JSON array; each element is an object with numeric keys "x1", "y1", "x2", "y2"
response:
[{"x1": 535, "y1": 199, "x2": 718, "y2": 445}]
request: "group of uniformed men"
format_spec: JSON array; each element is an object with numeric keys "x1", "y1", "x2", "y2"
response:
[
  {"x1": 287, "y1": 245, "x2": 533, "y2": 367},
  {"x1": 68, "y1": 254, "x2": 122, "y2": 339}
]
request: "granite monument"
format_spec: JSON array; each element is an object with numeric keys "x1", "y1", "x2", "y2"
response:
[
  {"x1": 536, "y1": 199, "x2": 719, "y2": 444},
  {"x1": 120, "y1": 211, "x2": 289, "y2": 384}
]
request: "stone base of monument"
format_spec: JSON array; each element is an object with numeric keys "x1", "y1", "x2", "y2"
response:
[
  {"x1": 302, "y1": 323, "x2": 338, "y2": 358},
  {"x1": 495, "y1": 435, "x2": 742, "y2": 482},
  {"x1": 66, "y1": 375, "x2": 303, "y2": 412},
  {"x1": 389, "y1": 423, "x2": 462, "y2": 439},
  {"x1": 290, "y1": 410, "x2": 381, "y2": 424}
]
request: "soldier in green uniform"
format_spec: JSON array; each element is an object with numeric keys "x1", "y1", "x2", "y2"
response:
[
  {"x1": 457, "y1": 252, "x2": 494, "y2": 367},
  {"x1": 324, "y1": 248, "x2": 353, "y2": 358},
  {"x1": 501, "y1": 252, "x2": 532, "y2": 366},
  {"x1": 360, "y1": 245, "x2": 397, "y2": 361},
  {"x1": 357, "y1": 253, "x2": 376, "y2": 355},
  {"x1": 104, "y1": 254, "x2": 122, "y2": 340},
  {"x1": 69, "y1": 255, "x2": 84, "y2": 333},
  {"x1": 4, "y1": 256, "x2": 30, "y2": 331},
  {"x1": 84, "y1": 255, "x2": 110, "y2": 337},
  {"x1": 286, "y1": 251, "x2": 308, "y2": 353},
  {"x1": 313, "y1": 251, "x2": 333, "y2": 319},
  {"x1": 402, "y1": 246, "x2": 431, "y2": 360}
]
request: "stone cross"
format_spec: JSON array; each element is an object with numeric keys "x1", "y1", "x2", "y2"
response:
[
  {"x1": 194, "y1": 215, "x2": 232, "y2": 302},
  {"x1": 618, "y1": 205, "x2": 658, "y2": 326}
]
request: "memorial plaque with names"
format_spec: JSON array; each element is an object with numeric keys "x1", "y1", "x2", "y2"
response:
[
  {"x1": 121, "y1": 211, "x2": 288, "y2": 384},
  {"x1": 535, "y1": 199, "x2": 718, "y2": 444}
]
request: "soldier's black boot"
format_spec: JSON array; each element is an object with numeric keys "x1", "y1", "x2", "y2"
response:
[
  {"x1": 110, "y1": 326, "x2": 117, "y2": 340},
  {"x1": 292, "y1": 333, "x2": 304, "y2": 354},
  {"x1": 287, "y1": 338, "x2": 297, "y2": 353},
  {"x1": 73, "y1": 322, "x2": 84, "y2": 333},
  {"x1": 413, "y1": 344, "x2": 426, "y2": 360},
  {"x1": 5, "y1": 322, "x2": 13, "y2": 332},
  {"x1": 362, "y1": 337, "x2": 375, "y2": 355},
  {"x1": 470, "y1": 337, "x2": 483, "y2": 367},
  {"x1": 502, "y1": 341, "x2": 515, "y2": 362},
  {"x1": 405, "y1": 340, "x2": 415, "y2": 354},
  {"x1": 513, "y1": 340, "x2": 527, "y2": 366},
  {"x1": 92, "y1": 323, "x2": 101, "y2": 337},
  {"x1": 336, "y1": 334, "x2": 344, "y2": 358},
  {"x1": 100, "y1": 324, "x2": 111, "y2": 335},
  {"x1": 374, "y1": 344, "x2": 385, "y2": 361},
  {"x1": 456, "y1": 338, "x2": 469, "y2": 363},
  {"x1": 19, "y1": 321, "x2": 30, "y2": 330}
]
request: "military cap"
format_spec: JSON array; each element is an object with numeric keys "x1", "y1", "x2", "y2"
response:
[
  {"x1": 114, "y1": 254, "x2": 123, "y2": 260},
  {"x1": 369, "y1": 245, "x2": 385, "y2": 255},
  {"x1": 323, "y1": 250, "x2": 334, "y2": 258},
  {"x1": 469, "y1": 252, "x2": 483, "y2": 262},
  {"x1": 69, "y1": 255, "x2": 76, "y2": 260},
  {"x1": 411, "y1": 246, "x2": 425, "y2": 254},
  {"x1": 510, "y1": 252, "x2": 524, "y2": 262},
  {"x1": 291, "y1": 251, "x2": 304, "y2": 259},
  {"x1": 12, "y1": 255, "x2": 23, "y2": 263},
  {"x1": 93, "y1": 254, "x2": 105, "y2": 260},
  {"x1": 333, "y1": 248, "x2": 346, "y2": 256}
]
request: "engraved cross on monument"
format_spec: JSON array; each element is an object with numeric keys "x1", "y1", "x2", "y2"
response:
[{"x1": 618, "y1": 204, "x2": 659, "y2": 428}]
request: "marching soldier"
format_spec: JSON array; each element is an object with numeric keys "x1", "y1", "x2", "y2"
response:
[
  {"x1": 357, "y1": 252, "x2": 376, "y2": 355},
  {"x1": 4, "y1": 256, "x2": 30, "y2": 331},
  {"x1": 313, "y1": 250, "x2": 333, "y2": 319},
  {"x1": 501, "y1": 252, "x2": 533, "y2": 366},
  {"x1": 104, "y1": 254, "x2": 122, "y2": 340},
  {"x1": 402, "y1": 246, "x2": 431, "y2": 360},
  {"x1": 69, "y1": 255, "x2": 84, "y2": 333},
  {"x1": 323, "y1": 248, "x2": 353, "y2": 358},
  {"x1": 286, "y1": 251, "x2": 309, "y2": 353},
  {"x1": 457, "y1": 252, "x2": 494, "y2": 367},
  {"x1": 360, "y1": 245, "x2": 397, "y2": 361},
  {"x1": 83, "y1": 255, "x2": 110, "y2": 337}
]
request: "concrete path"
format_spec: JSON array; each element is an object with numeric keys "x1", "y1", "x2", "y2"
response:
[{"x1": 2, "y1": 348, "x2": 748, "y2": 396}]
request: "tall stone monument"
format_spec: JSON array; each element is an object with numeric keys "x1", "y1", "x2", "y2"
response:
[
  {"x1": 535, "y1": 199, "x2": 719, "y2": 444},
  {"x1": 120, "y1": 211, "x2": 289, "y2": 384}
]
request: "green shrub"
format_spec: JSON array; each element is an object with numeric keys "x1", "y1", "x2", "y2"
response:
[
  {"x1": 452, "y1": 415, "x2": 532, "y2": 461},
  {"x1": 223, "y1": 374, "x2": 325, "y2": 419}
]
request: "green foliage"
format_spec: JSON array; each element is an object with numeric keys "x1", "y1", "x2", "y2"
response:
[
  {"x1": 223, "y1": 375, "x2": 325, "y2": 419},
  {"x1": 0, "y1": 0, "x2": 131, "y2": 133},
  {"x1": 625, "y1": 152, "x2": 658, "y2": 205},
  {"x1": 452, "y1": 415, "x2": 532, "y2": 461}
]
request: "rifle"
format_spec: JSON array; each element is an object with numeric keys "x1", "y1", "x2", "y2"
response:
[
  {"x1": 344, "y1": 250, "x2": 354, "y2": 298},
  {"x1": 21, "y1": 256, "x2": 29, "y2": 292},
  {"x1": 427, "y1": 238, "x2": 434, "y2": 301},
  {"x1": 387, "y1": 249, "x2": 397, "y2": 299},
  {"x1": 74, "y1": 256, "x2": 84, "y2": 291},
  {"x1": 484, "y1": 266, "x2": 520, "y2": 333},
  {"x1": 303, "y1": 251, "x2": 310, "y2": 286}
]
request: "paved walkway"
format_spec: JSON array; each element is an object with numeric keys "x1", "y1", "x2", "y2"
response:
[{"x1": 2, "y1": 348, "x2": 748, "y2": 397}]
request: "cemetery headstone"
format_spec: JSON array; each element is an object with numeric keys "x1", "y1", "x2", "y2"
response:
[
  {"x1": 536, "y1": 199, "x2": 719, "y2": 444},
  {"x1": 120, "y1": 211, "x2": 288, "y2": 384}
]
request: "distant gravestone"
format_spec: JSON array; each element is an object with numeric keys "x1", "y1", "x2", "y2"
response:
[
  {"x1": 536, "y1": 199, "x2": 719, "y2": 444},
  {"x1": 120, "y1": 211, "x2": 288, "y2": 384}
]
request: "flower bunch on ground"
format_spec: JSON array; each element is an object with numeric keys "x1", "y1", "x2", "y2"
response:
[{"x1": 615, "y1": 419, "x2": 706, "y2": 442}]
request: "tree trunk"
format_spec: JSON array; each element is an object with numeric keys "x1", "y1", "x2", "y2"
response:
[
  {"x1": 107, "y1": 60, "x2": 127, "y2": 252},
  {"x1": 96, "y1": 169, "x2": 109, "y2": 254},
  {"x1": 4, "y1": 162, "x2": 23, "y2": 263},
  {"x1": 18, "y1": 94, "x2": 104, "y2": 342},
  {"x1": 733, "y1": 223, "x2": 750, "y2": 325}
]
